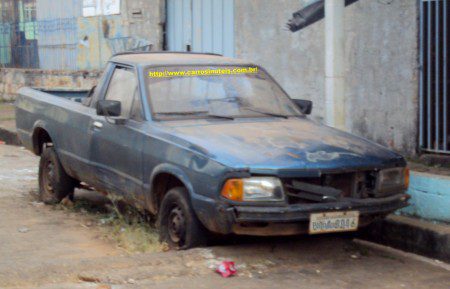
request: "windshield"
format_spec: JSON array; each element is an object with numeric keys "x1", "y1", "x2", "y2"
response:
[{"x1": 145, "y1": 65, "x2": 303, "y2": 120}]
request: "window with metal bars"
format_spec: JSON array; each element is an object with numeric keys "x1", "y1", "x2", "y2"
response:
[
  {"x1": 0, "y1": 0, "x2": 38, "y2": 68},
  {"x1": 419, "y1": 0, "x2": 450, "y2": 154}
]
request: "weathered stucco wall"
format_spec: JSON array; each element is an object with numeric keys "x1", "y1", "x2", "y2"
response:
[
  {"x1": 0, "y1": 0, "x2": 164, "y2": 100},
  {"x1": 235, "y1": 0, "x2": 326, "y2": 122},
  {"x1": 234, "y1": 0, "x2": 418, "y2": 155},
  {"x1": 0, "y1": 69, "x2": 100, "y2": 101},
  {"x1": 126, "y1": 0, "x2": 165, "y2": 50},
  {"x1": 76, "y1": 0, "x2": 165, "y2": 69},
  {"x1": 344, "y1": 0, "x2": 418, "y2": 154}
]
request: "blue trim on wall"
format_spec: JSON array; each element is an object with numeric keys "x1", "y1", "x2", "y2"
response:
[{"x1": 399, "y1": 171, "x2": 450, "y2": 223}]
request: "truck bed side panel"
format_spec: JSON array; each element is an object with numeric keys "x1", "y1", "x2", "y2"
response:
[{"x1": 15, "y1": 87, "x2": 94, "y2": 183}]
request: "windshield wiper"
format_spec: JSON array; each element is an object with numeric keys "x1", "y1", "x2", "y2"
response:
[
  {"x1": 207, "y1": 114, "x2": 234, "y2": 120},
  {"x1": 155, "y1": 111, "x2": 233, "y2": 120},
  {"x1": 156, "y1": 111, "x2": 209, "y2": 115},
  {"x1": 242, "y1": 107, "x2": 289, "y2": 119}
]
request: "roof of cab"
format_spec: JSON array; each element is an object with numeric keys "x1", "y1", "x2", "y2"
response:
[{"x1": 109, "y1": 52, "x2": 252, "y2": 67}]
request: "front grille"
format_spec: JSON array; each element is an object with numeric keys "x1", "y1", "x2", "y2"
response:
[{"x1": 282, "y1": 171, "x2": 377, "y2": 204}]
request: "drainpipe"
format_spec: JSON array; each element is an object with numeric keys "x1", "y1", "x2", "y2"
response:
[{"x1": 325, "y1": 0, "x2": 345, "y2": 130}]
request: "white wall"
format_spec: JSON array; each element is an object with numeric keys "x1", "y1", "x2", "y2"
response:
[{"x1": 234, "y1": 0, "x2": 418, "y2": 155}]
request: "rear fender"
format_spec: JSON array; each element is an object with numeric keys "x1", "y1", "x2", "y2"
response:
[{"x1": 31, "y1": 120, "x2": 56, "y2": 155}]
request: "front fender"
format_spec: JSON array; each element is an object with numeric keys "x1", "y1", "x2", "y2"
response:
[
  {"x1": 147, "y1": 163, "x2": 197, "y2": 213},
  {"x1": 146, "y1": 162, "x2": 250, "y2": 234}
]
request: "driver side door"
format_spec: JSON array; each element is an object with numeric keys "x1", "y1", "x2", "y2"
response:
[{"x1": 89, "y1": 65, "x2": 146, "y2": 205}]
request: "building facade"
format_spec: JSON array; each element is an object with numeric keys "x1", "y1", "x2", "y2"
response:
[{"x1": 1, "y1": 0, "x2": 448, "y2": 157}]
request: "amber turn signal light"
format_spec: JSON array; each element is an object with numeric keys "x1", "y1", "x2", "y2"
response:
[
  {"x1": 221, "y1": 179, "x2": 243, "y2": 201},
  {"x1": 404, "y1": 167, "x2": 410, "y2": 189}
]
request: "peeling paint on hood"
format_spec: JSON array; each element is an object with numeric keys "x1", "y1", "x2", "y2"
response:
[
  {"x1": 155, "y1": 117, "x2": 405, "y2": 173},
  {"x1": 306, "y1": 151, "x2": 361, "y2": 162}
]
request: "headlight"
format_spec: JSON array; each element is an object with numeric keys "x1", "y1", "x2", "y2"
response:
[
  {"x1": 377, "y1": 167, "x2": 409, "y2": 191},
  {"x1": 221, "y1": 177, "x2": 285, "y2": 202}
]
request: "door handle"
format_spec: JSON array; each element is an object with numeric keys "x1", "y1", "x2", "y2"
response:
[{"x1": 92, "y1": 121, "x2": 103, "y2": 129}]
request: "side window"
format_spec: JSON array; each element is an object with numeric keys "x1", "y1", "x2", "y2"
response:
[{"x1": 104, "y1": 67, "x2": 137, "y2": 118}]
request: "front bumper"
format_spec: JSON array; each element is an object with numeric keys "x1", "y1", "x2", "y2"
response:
[
  {"x1": 233, "y1": 193, "x2": 409, "y2": 223},
  {"x1": 194, "y1": 193, "x2": 410, "y2": 235}
]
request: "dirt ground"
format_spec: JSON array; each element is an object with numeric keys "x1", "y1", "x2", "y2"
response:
[{"x1": 0, "y1": 144, "x2": 449, "y2": 289}]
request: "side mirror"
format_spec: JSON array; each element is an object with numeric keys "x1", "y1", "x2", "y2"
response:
[
  {"x1": 97, "y1": 100, "x2": 121, "y2": 117},
  {"x1": 293, "y1": 99, "x2": 313, "y2": 115}
]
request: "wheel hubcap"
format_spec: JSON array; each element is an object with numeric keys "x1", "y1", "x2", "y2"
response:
[{"x1": 168, "y1": 206, "x2": 186, "y2": 245}]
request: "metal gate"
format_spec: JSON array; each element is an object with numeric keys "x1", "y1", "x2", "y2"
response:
[
  {"x1": 419, "y1": 0, "x2": 450, "y2": 154},
  {"x1": 166, "y1": 0, "x2": 234, "y2": 57}
]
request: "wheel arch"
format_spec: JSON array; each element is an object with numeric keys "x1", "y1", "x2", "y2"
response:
[
  {"x1": 147, "y1": 163, "x2": 196, "y2": 215},
  {"x1": 31, "y1": 121, "x2": 55, "y2": 155}
]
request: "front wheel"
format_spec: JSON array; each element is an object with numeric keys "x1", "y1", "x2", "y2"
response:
[
  {"x1": 38, "y1": 146, "x2": 76, "y2": 204},
  {"x1": 157, "y1": 187, "x2": 207, "y2": 249}
]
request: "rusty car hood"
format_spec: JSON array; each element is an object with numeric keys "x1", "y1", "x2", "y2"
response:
[{"x1": 157, "y1": 118, "x2": 405, "y2": 175}]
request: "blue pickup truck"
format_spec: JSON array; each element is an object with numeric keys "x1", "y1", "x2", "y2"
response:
[{"x1": 15, "y1": 52, "x2": 409, "y2": 249}]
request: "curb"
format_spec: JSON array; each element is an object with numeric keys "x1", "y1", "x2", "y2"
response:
[
  {"x1": 0, "y1": 127, "x2": 21, "y2": 146},
  {"x1": 360, "y1": 215, "x2": 450, "y2": 263}
]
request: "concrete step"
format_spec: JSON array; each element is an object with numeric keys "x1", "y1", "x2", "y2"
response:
[{"x1": 360, "y1": 215, "x2": 450, "y2": 263}]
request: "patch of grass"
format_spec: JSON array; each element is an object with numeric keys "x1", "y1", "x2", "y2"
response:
[
  {"x1": 0, "y1": 116, "x2": 15, "y2": 121},
  {"x1": 56, "y1": 194, "x2": 163, "y2": 253},
  {"x1": 0, "y1": 117, "x2": 15, "y2": 122},
  {"x1": 357, "y1": 245, "x2": 370, "y2": 257},
  {"x1": 0, "y1": 102, "x2": 15, "y2": 122},
  {"x1": 108, "y1": 216, "x2": 161, "y2": 253},
  {"x1": 105, "y1": 197, "x2": 162, "y2": 253},
  {"x1": 378, "y1": 253, "x2": 402, "y2": 261},
  {"x1": 345, "y1": 241, "x2": 370, "y2": 257},
  {"x1": 0, "y1": 102, "x2": 14, "y2": 109}
]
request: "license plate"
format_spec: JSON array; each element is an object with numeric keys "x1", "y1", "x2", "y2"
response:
[{"x1": 309, "y1": 211, "x2": 359, "y2": 234}]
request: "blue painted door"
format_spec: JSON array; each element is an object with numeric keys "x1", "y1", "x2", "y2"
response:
[{"x1": 166, "y1": 0, "x2": 234, "y2": 57}]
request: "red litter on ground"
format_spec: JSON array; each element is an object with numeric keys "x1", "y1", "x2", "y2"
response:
[{"x1": 216, "y1": 261, "x2": 237, "y2": 278}]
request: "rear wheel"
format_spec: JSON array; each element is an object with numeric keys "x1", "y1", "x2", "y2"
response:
[
  {"x1": 157, "y1": 187, "x2": 207, "y2": 249},
  {"x1": 38, "y1": 146, "x2": 76, "y2": 204}
]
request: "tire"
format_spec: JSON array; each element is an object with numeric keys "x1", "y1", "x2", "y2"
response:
[
  {"x1": 157, "y1": 187, "x2": 208, "y2": 249},
  {"x1": 38, "y1": 146, "x2": 76, "y2": 204}
]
